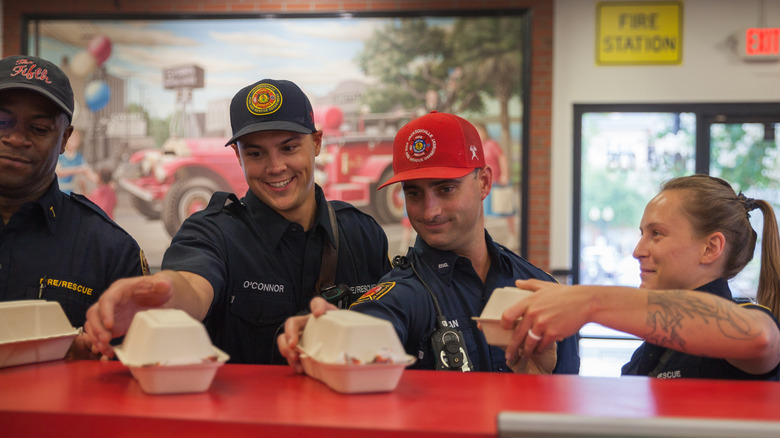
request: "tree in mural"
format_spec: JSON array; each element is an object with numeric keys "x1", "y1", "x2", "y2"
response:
[
  {"x1": 356, "y1": 18, "x2": 448, "y2": 113},
  {"x1": 355, "y1": 16, "x2": 522, "y2": 151},
  {"x1": 451, "y1": 17, "x2": 522, "y2": 154}
]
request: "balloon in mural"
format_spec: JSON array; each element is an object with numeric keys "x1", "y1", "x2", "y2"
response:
[
  {"x1": 70, "y1": 50, "x2": 97, "y2": 77},
  {"x1": 87, "y1": 35, "x2": 112, "y2": 66},
  {"x1": 84, "y1": 80, "x2": 110, "y2": 112}
]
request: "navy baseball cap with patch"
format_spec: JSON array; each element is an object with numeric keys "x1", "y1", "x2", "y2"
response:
[
  {"x1": 226, "y1": 79, "x2": 316, "y2": 146},
  {"x1": 0, "y1": 55, "x2": 74, "y2": 120}
]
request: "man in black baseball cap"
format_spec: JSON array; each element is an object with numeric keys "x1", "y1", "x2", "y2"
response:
[
  {"x1": 86, "y1": 78, "x2": 392, "y2": 365},
  {"x1": 0, "y1": 55, "x2": 147, "y2": 361},
  {"x1": 0, "y1": 55, "x2": 74, "y2": 121}
]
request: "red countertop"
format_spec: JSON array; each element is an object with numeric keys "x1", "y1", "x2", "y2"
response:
[{"x1": 1, "y1": 360, "x2": 779, "y2": 437}]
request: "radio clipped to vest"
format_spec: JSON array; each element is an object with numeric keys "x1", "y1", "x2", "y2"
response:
[
  {"x1": 430, "y1": 315, "x2": 472, "y2": 371},
  {"x1": 392, "y1": 255, "x2": 473, "y2": 372}
]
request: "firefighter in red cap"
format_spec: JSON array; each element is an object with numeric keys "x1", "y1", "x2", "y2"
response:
[{"x1": 279, "y1": 111, "x2": 580, "y2": 374}]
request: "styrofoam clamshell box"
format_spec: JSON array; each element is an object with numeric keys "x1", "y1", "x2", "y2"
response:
[
  {"x1": 0, "y1": 300, "x2": 79, "y2": 368},
  {"x1": 472, "y1": 287, "x2": 533, "y2": 347},
  {"x1": 297, "y1": 310, "x2": 415, "y2": 394},
  {"x1": 113, "y1": 309, "x2": 229, "y2": 394}
]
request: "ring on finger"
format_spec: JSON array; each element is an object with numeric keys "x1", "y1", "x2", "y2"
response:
[{"x1": 527, "y1": 328, "x2": 542, "y2": 341}]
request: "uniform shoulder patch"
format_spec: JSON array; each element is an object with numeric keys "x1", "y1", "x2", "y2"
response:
[
  {"x1": 140, "y1": 249, "x2": 151, "y2": 275},
  {"x1": 351, "y1": 282, "x2": 395, "y2": 307}
]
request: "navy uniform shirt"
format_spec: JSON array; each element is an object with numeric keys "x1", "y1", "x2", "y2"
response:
[
  {"x1": 350, "y1": 232, "x2": 581, "y2": 374},
  {"x1": 162, "y1": 185, "x2": 392, "y2": 365},
  {"x1": 0, "y1": 180, "x2": 146, "y2": 328},
  {"x1": 622, "y1": 278, "x2": 780, "y2": 380}
]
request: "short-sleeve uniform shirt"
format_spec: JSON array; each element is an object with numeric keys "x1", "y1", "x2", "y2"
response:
[
  {"x1": 162, "y1": 185, "x2": 392, "y2": 365},
  {"x1": 622, "y1": 278, "x2": 780, "y2": 380},
  {"x1": 0, "y1": 180, "x2": 146, "y2": 327},
  {"x1": 350, "y1": 232, "x2": 581, "y2": 374}
]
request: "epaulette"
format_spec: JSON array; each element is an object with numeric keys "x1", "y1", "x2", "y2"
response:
[
  {"x1": 329, "y1": 199, "x2": 376, "y2": 218},
  {"x1": 69, "y1": 192, "x2": 131, "y2": 235},
  {"x1": 204, "y1": 191, "x2": 243, "y2": 215},
  {"x1": 329, "y1": 199, "x2": 360, "y2": 212}
]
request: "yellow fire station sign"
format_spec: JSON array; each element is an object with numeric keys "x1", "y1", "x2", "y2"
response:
[{"x1": 596, "y1": 1, "x2": 683, "y2": 65}]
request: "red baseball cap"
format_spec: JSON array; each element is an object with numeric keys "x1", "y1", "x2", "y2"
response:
[{"x1": 378, "y1": 111, "x2": 485, "y2": 189}]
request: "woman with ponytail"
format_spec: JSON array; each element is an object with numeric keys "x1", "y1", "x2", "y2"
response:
[{"x1": 499, "y1": 174, "x2": 780, "y2": 380}]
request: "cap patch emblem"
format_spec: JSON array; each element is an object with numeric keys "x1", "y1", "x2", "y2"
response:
[
  {"x1": 405, "y1": 129, "x2": 436, "y2": 163},
  {"x1": 11, "y1": 58, "x2": 52, "y2": 84},
  {"x1": 246, "y1": 83, "x2": 282, "y2": 116}
]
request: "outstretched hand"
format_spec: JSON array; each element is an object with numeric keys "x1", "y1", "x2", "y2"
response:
[
  {"x1": 84, "y1": 276, "x2": 173, "y2": 358},
  {"x1": 502, "y1": 279, "x2": 592, "y2": 367},
  {"x1": 277, "y1": 297, "x2": 336, "y2": 373}
]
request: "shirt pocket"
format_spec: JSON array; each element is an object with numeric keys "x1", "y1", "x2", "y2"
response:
[
  {"x1": 224, "y1": 288, "x2": 297, "y2": 364},
  {"x1": 228, "y1": 288, "x2": 296, "y2": 328},
  {"x1": 38, "y1": 283, "x2": 96, "y2": 327}
]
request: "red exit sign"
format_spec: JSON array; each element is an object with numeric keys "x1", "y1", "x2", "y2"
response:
[{"x1": 744, "y1": 28, "x2": 780, "y2": 59}]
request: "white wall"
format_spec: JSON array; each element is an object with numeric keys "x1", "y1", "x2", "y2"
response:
[{"x1": 551, "y1": 0, "x2": 780, "y2": 271}]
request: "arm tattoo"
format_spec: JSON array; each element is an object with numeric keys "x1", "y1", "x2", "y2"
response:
[{"x1": 645, "y1": 290, "x2": 758, "y2": 353}]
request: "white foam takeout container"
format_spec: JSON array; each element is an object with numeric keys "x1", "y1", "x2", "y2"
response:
[
  {"x1": 297, "y1": 310, "x2": 415, "y2": 394},
  {"x1": 113, "y1": 309, "x2": 229, "y2": 395},
  {"x1": 472, "y1": 287, "x2": 533, "y2": 347},
  {"x1": 0, "y1": 300, "x2": 80, "y2": 368}
]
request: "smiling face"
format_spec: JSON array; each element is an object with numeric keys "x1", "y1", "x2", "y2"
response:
[
  {"x1": 232, "y1": 129, "x2": 322, "y2": 229},
  {"x1": 0, "y1": 89, "x2": 71, "y2": 201},
  {"x1": 632, "y1": 190, "x2": 717, "y2": 290},
  {"x1": 402, "y1": 167, "x2": 491, "y2": 256}
]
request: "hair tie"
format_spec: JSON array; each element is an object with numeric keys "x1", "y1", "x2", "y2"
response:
[{"x1": 737, "y1": 192, "x2": 759, "y2": 216}]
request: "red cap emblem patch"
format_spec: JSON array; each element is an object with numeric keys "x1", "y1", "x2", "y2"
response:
[{"x1": 405, "y1": 129, "x2": 436, "y2": 163}]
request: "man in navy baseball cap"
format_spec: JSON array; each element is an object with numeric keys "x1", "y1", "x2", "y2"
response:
[
  {"x1": 225, "y1": 79, "x2": 316, "y2": 146},
  {"x1": 85, "y1": 78, "x2": 392, "y2": 365}
]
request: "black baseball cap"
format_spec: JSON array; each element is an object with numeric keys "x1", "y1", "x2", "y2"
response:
[
  {"x1": 0, "y1": 55, "x2": 74, "y2": 120},
  {"x1": 226, "y1": 79, "x2": 316, "y2": 146}
]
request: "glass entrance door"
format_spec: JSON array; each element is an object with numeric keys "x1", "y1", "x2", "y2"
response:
[
  {"x1": 708, "y1": 118, "x2": 780, "y2": 300},
  {"x1": 576, "y1": 110, "x2": 695, "y2": 376},
  {"x1": 578, "y1": 111, "x2": 696, "y2": 287}
]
